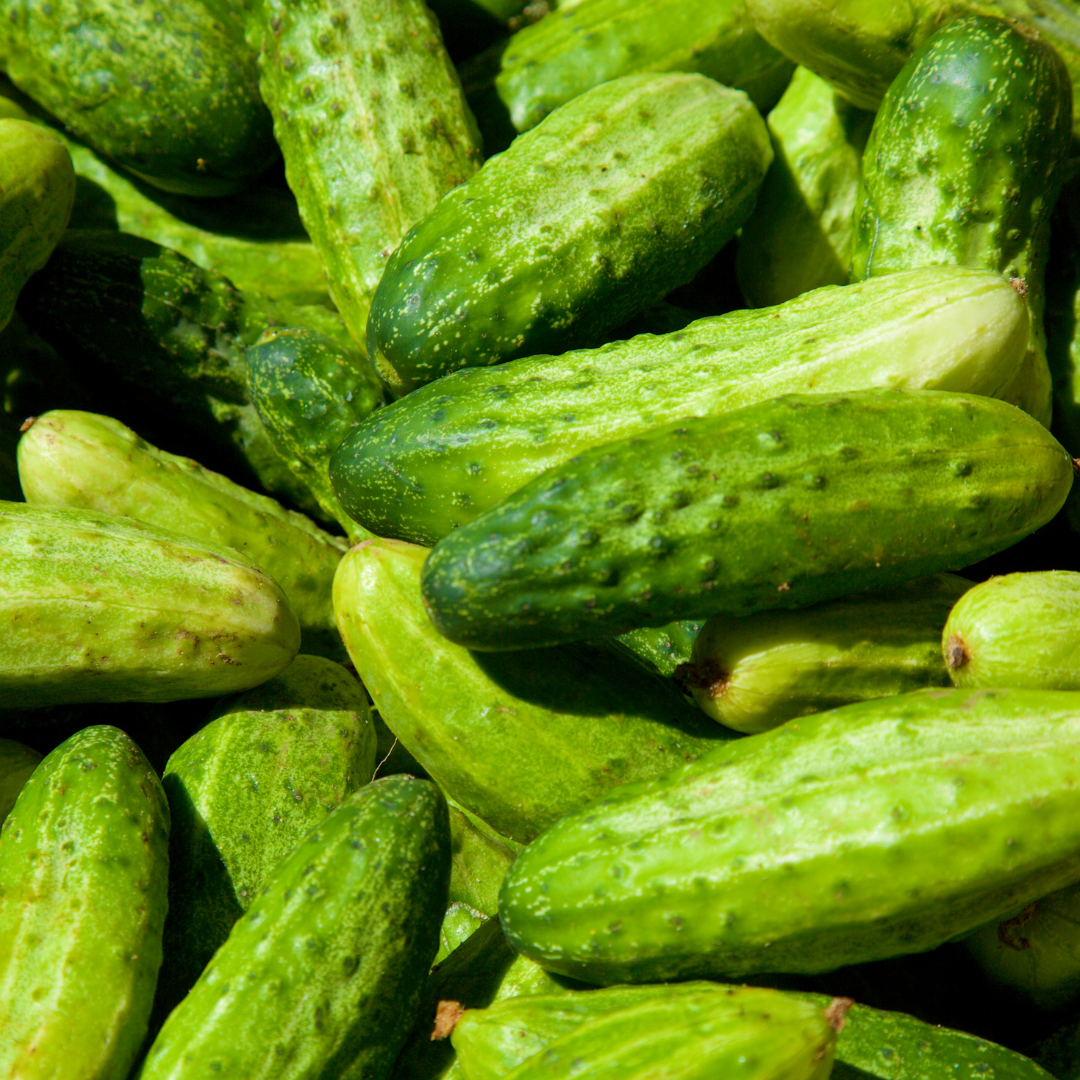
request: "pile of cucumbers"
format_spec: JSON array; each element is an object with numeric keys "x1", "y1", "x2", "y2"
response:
[{"x1": 9, "y1": 0, "x2": 1080, "y2": 1077}]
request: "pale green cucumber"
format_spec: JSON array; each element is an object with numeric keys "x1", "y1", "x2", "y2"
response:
[
  {"x1": 448, "y1": 798, "x2": 520, "y2": 916},
  {"x1": 0, "y1": 738, "x2": 41, "y2": 823},
  {"x1": 17, "y1": 410, "x2": 348, "y2": 661},
  {"x1": 435, "y1": 903, "x2": 489, "y2": 967}
]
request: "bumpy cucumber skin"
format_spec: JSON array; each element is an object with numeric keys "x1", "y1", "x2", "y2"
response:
[
  {"x1": 153, "y1": 654, "x2": 375, "y2": 1024},
  {"x1": 447, "y1": 799, "x2": 520, "y2": 917},
  {"x1": 943, "y1": 571, "x2": 1080, "y2": 691},
  {"x1": 736, "y1": 66, "x2": 873, "y2": 307},
  {"x1": 499, "y1": 688, "x2": 1080, "y2": 984},
  {"x1": 851, "y1": 15, "x2": 1072, "y2": 429},
  {"x1": 0, "y1": 502, "x2": 300, "y2": 708},
  {"x1": 247, "y1": 328, "x2": 383, "y2": 539},
  {"x1": 421, "y1": 390, "x2": 1072, "y2": 651},
  {"x1": 332, "y1": 538, "x2": 732, "y2": 844},
  {"x1": 18, "y1": 410, "x2": 349, "y2": 661},
  {"x1": 0, "y1": 726, "x2": 170, "y2": 1080},
  {"x1": 139, "y1": 776, "x2": 450, "y2": 1080},
  {"x1": 489, "y1": 0, "x2": 794, "y2": 133},
  {"x1": 249, "y1": 0, "x2": 481, "y2": 344},
  {"x1": 680, "y1": 574, "x2": 969, "y2": 734},
  {"x1": 0, "y1": 0, "x2": 275, "y2": 194},
  {"x1": 332, "y1": 266, "x2": 1029, "y2": 545},
  {"x1": 366, "y1": 73, "x2": 772, "y2": 396},
  {"x1": 0, "y1": 738, "x2": 41, "y2": 824},
  {"x1": 0, "y1": 119, "x2": 74, "y2": 333}
]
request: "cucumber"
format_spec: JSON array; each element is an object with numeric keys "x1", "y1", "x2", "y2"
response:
[
  {"x1": 420, "y1": 389, "x2": 1073, "y2": 652},
  {"x1": 0, "y1": 738, "x2": 41, "y2": 824},
  {"x1": 447, "y1": 799, "x2": 520, "y2": 916},
  {"x1": 0, "y1": 119, "x2": 75, "y2": 333},
  {"x1": 18, "y1": 409, "x2": 350, "y2": 662},
  {"x1": 153, "y1": 654, "x2": 376, "y2": 1025},
  {"x1": 943, "y1": 571, "x2": 1080, "y2": 691},
  {"x1": 366, "y1": 72, "x2": 772, "y2": 396},
  {"x1": 332, "y1": 266, "x2": 1030, "y2": 545},
  {"x1": 500, "y1": 687, "x2": 1080, "y2": 984},
  {"x1": 851, "y1": 15, "x2": 1073, "y2": 430},
  {"x1": 609, "y1": 620, "x2": 704, "y2": 684},
  {"x1": 435, "y1": 903, "x2": 489, "y2": 968},
  {"x1": 0, "y1": 0, "x2": 276, "y2": 195},
  {"x1": 332, "y1": 538, "x2": 733, "y2": 844},
  {"x1": 678, "y1": 574, "x2": 970, "y2": 734},
  {"x1": 248, "y1": 0, "x2": 482, "y2": 345},
  {"x1": 0, "y1": 502, "x2": 300, "y2": 709},
  {"x1": 0, "y1": 725, "x2": 170, "y2": 1080},
  {"x1": 736, "y1": 66, "x2": 873, "y2": 308},
  {"x1": 246, "y1": 327, "x2": 383, "y2": 539},
  {"x1": 138, "y1": 775, "x2": 450, "y2": 1080},
  {"x1": 476, "y1": 0, "x2": 794, "y2": 135}
]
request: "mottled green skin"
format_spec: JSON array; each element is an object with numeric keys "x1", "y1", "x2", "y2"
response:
[
  {"x1": 18, "y1": 410, "x2": 349, "y2": 661},
  {"x1": 0, "y1": 726, "x2": 170, "y2": 1080},
  {"x1": 0, "y1": 501, "x2": 300, "y2": 709},
  {"x1": 0, "y1": 0, "x2": 276, "y2": 194},
  {"x1": 332, "y1": 266, "x2": 1029, "y2": 544},
  {"x1": 0, "y1": 119, "x2": 74, "y2": 332},
  {"x1": 249, "y1": 0, "x2": 481, "y2": 345},
  {"x1": 421, "y1": 390, "x2": 1072, "y2": 651},
  {"x1": 367, "y1": 73, "x2": 772, "y2": 396},
  {"x1": 486, "y1": 0, "x2": 793, "y2": 133},
  {"x1": 139, "y1": 776, "x2": 449, "y2": 1080},
  {"x1": 0, "y1": 738, "x2": 41, "y2": 823},
  {"x1": 447, "y1": 799, "x2": 520, "y2": 916},
  {"x1": 434, "y1": 903, "x2": 489, "y2": 967},
  {"x1": 152, "y1": 654, "x2": 375, "y2": 1026},
  {"x1": 944, "y1": 571, "x2": 1080, "y2": 691},
  {"x1": 682, "y1": 574, "x2": 969, "y2": 734},
  {"x1": 851, "y1": 16, "x2": 1073, "y2": 428},
  {"x1": 247, "y1": 328, "x2": 383, "y2": 539},
  {"x1": 332, "y1": 539, "x2": 733, "y2": 844},
  {"x1": 17, "y1": 230, "x2": 352, "y2": 517},
  {"x1": 500, "y1": 687, "x2": 1080, "y2": 984},
  {"x1": 610, "y1": 621, "x2": 704, "y2": 683},
  {"x1": 736, "y1": 66, "x2": 873, "y2": 307}
]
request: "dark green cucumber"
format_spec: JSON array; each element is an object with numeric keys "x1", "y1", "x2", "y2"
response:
[
  {"x1": 332, "y1": 266, "x2": 1029, "y2": 545},
  {"x1": 248, "y1": 0, "x2": 482, "y2": 344},
  {"x1": 0, "y1": 0, "x2": 276, "y2": 195},
  {"x1": 0, "y1": 726, "x2": 170, "y2": 1080},
  {"x1": 0, "y1": 738, "x2": 41, "y2": 824},
  {"x1": 139, "y1": 775, "x2": 449, "y2": 1080},
  {"x1": 609, "y1": 621, "x2": 704, "y2": 683},
  {"x1": 366, "y1": 72, "x2": 772, "y2": 396},
  {"x1": 153, "y1": 654, "x2": 375, "y2": 1024},
  {"x1": 499, "y1": 687, "x2": 1080, "y2": 984},
  {"x1": 420, "y1": 390, "x2": 1073, "y2": 651},
  {"x1": 246, "y1": 327, "x2": 383, "y2": 539},
  {"x1": 851, "y1": 15, "x2": 1073, "y2": 427},
  {"x1": 332, "y1": 538, "x2": 733, "y2": 843}
]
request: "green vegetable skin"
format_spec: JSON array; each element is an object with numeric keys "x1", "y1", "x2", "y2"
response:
[
  {"x1": 0, "y1": 726, "x2": 170, "y2": 1080},
  {"x1": 421, "y1": 390, "x2": 1072, "y2": 651},
  {"x1": 851, "y1": 15, "x2": 1073, "y2": 428},
  {"x1": 0, "y1": 502, "x2": 300, "y2": 709},
  {"x1": 736, "y1": 66, "x2": 873, "y2": 307},
  {"x1": 332, "y1": 538, "x2": 733, "y2": 844},
  {"x1": 0, "y1": 739, "x2": 41, "y2": 824},
  {"x1": 680, "y1": 574, "x2": 969, "y2": 734},
  {"x1": 610, "y1": 620, "x2": 704, "y2": 683},
  {"x1": 944, "y1": 571, "x2": 1080, "y2": 690},
  {"x1": 334, "y1": 265, "x2": 1029, "y2": 545},
  {"x1": 249, "y1": 0, "x2": 481, "y2": 344},
  {"x1": 366, "y1": 72, "x2": 772, "y2": 396},
  {"x1": 447, "y1": 799, "x2": 520, "y2": 916},
  {"x1": 500, "y1": 687, "x2": 1080, "y2": 984},
  {"x1": 0, "y1": 119, "x2": 74, "y2": 333},
  {"x1": 139, "y1": 775, "x2": 450, "y2": 1080}
]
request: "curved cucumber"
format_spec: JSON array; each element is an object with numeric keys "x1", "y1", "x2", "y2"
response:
[
  {"x1": 332, "y1": 538, "x2": 732, "y2": 844},
  {"x1": 420, "y1": 390, "x2": 1073, "y2": 651},
  {"x1": 0, "y1": 738, "x2": 41, "y2": 824},
  {"x1": 367, "y1": 72, "x2": 772, "y2": 396},
  {"x1": 0, "y1": 725, "x2": 170, "y2": 1080},
  {"x1": 679, "y1": 574, "x2": 969, "y2": 734},
  {"x1": 0, "y1": 502, "x2": 300, "y2": 709},
  {"x1": 499, "y1": 687, "x2": 1080, "y2": 984},
  {"x1": 18, "y1": 410, "x2": 349, "y2": 661},
  {"x1": 944, "y1": 571, "x2": 1080, "y2": 690},
  {"x1": 332, "y1": 266, "x2": 1030, "y2": 545},
  {"x1": 140, "y1": 775, "x2": 449, "y2": 1080}
]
